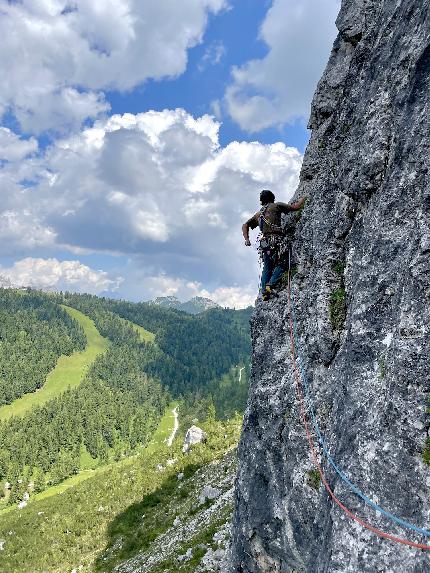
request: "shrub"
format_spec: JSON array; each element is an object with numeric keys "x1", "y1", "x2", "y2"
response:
[
  {"x1": 307, "y1": 469, "x2": 321, "y2": 491},
  {"x1": 329, "y1": 288, "x2": 346, "y2": 331}
]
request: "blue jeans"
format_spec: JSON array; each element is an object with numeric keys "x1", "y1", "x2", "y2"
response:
[{"x1": 261, "y1": 251, "x2": 286, "y2": 291}]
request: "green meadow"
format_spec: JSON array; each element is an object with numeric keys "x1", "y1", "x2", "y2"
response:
[
  {"x1": 0, "y1": 305, "x2": 109, "y2": 421},
  {"x1": 0, "y1": 412, "x2": 241, "y2": 573},
  {"x1": 145, "y1": 401, "x2": 179, "y2": 454}
]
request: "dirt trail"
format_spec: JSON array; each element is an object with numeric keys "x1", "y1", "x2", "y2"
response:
[{"x1": 167, "y1": 406, "x2": 179, "y2": 447}]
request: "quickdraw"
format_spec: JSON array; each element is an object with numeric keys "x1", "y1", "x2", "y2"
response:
[{"x1": 257, "y1": 234, "x2": 288, "y2": 267}]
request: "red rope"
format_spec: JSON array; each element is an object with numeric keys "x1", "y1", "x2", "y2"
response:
[{"x1": 286, "y1": 270, "x2": 430, "y2": 551}]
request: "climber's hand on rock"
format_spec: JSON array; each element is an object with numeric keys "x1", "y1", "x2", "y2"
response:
[{"x1": 245, "y1": 239, "x2": 251, "y2": 247}]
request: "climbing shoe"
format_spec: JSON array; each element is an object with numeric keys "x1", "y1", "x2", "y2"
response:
[{"x1": 262, "y1": 285, "x2": 274, "y2": 301}]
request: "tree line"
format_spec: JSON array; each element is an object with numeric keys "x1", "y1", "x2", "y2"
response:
[{"x1": 0, "y1": 344, "x2": 170, "y2": 503}]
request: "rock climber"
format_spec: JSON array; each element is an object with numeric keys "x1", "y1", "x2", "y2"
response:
[{"x1": 242, "y1": 189, "x2": 306, "y2": 301}]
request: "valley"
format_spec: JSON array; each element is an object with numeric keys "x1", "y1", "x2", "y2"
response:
[{"x1": 0, "y1": 288, "x2": 251, "y2": 572}]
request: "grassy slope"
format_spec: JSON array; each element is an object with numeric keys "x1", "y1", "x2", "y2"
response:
[
  {"x1": 0, "y1": 305, "x2": 109, "y2": 421},
  {"x1": 145, "y1": 402, "x2": 179, "y2": 455},
  {"x1": 0, "y1": 410, "x2": 240, "y2": 573},
  {"x1": 127, "y1": 319, "x2": 156, "y2": 344}
]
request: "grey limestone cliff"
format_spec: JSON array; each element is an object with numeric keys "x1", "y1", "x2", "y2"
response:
[{"x1": 229, "y1": 1, "x2": 430, "y2": 571}]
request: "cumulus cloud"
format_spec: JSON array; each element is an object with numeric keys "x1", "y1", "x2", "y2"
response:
[
  {"x1": 0, "y1": 0, "x2": 227, "y2": 132},
  {"x1": 0, "y1": 109, "x2": 302, "y2": 302},
  {"x1": 225, "y1": 0, "x2": 340, "y2": 131},
  {"x1": 0, "y1": 258, "x2": 123, "y2": 294},
  {"x1": 201, "y1": 284, "x2": 256, "y2": 308},
  {"x1": 0, "y1": 128, "x2": 38, "y2": 161},
  {"x1": 0, "y1": 211, "x2": 57, "y2": 254}
]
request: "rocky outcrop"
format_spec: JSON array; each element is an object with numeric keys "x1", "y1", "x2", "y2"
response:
[
  {"x1": 113, "y1": 449, "x2": 236, "y2": 572},
  {"x1": 229, "y1": 1, "x2": 430, "y2": 571},
  {"x1": 183, "y1": 425, "x2": 208, "y2": 453}
]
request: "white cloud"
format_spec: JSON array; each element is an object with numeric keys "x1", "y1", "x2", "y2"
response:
[
  {"x1": 16, "y1": 88, "x2": 110, "y2": 135},
  {"x1": 0, "y1": 211, "x2": 57, "y2": 254},
  {"x1": 1, "y1": 109, "x2": 302, "y2": 301},
  {"x1": 225, "y1": 0, "x2": 340, "y2": 131},
  {"x1": 0, "y1": 0, "x2": 227, "y2": 132},
  {"x1": 0, "y1": 258, "x2": 122, "y2": 294},
  {"x1": 0, "y1": 128, "x2": 38, "y2": 161},
  {"x1": 198, "y1": 41, "x2": 226, "y2": 71},
  {"x1": 200, "y1": 284, "x2": 256, "y2": 308}
]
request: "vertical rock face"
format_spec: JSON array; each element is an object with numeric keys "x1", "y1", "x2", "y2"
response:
[{"x1": 229, "y1": 1, "x2": 430, "y2": 571}]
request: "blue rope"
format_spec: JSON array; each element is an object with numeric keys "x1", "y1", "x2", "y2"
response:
[{"x1": 289, "y1": 278, "x2": 430, "y2": 538}]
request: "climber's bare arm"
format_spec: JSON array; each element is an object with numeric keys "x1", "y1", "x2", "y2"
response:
[
  {"x1": 289, "y1": 196, "x2": 307, "y2": 211},
  {"x1": 242, "y1": 223, "x2": 251, "y2": 246}
]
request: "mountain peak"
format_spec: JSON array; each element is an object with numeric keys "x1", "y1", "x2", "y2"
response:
[{"x1": 150, "y1": 295, "x2": 220, "y2": 314}]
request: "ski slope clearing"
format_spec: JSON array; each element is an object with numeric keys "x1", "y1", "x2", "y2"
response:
[
  {"x1": 145, "y1": 402, "x2": 180, "y2": 455},
  {"x1": 0, "y1": 305, "x2": 109, "y2": 421}
]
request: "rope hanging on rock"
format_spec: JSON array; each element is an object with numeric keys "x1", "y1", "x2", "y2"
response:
[{"x1": 286, "y1": 262, "x2": 430, "y2": 550}]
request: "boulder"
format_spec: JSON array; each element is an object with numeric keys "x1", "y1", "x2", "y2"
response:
[
  {"x1": 182, "y1": 425, "x2": 207, "y2": 453},
  {"x1": 198, "y1": 485, "x2": 221, "y2": 505}
]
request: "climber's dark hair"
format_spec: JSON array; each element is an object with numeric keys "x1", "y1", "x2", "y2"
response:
[{"x1": 260, "y1": 189, "x2": 275, "y2": 204}]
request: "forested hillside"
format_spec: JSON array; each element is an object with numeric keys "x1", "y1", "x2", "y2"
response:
[
  {"x1": 0, "y1": 413, "x2": 242, "y2": 573},
  {"x1": 61, "y1": 292, "x2": 252, "y2": 396},
  {"x1": 0, "y1": 369, "x2": 169, "y2": 504},
  {"x1": 0, "y1": 290, "x2": 85, "y2": 405},
  {"x1": 0, "y1": 288, "x2": 252, "y2": 511}
]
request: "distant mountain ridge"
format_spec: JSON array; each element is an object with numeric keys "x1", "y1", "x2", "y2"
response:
[{"x1": 150, "y1": 295, "x2": 220, "y2": 314}]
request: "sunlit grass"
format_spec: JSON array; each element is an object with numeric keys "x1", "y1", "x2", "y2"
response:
[
  {"x1": 0, "y1": 414, "x2": 242, "y2": 573},
  {"x1": 145, "y1": 401, "x2": 179, "y2": 455},
  {"x1": 129, "y1": 320, "x2": 156, "y2": 344},
  {"x1": 0, "y1": 305, "x2": 109, "y2": 421}
]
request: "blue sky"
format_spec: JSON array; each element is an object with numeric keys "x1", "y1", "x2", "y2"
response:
[
  {"x1": 0, "y1": 0, "x2": 340, "y2": 307},
  {"x1": 107, "y1": 0, "x2": 310, "y2": 152}
]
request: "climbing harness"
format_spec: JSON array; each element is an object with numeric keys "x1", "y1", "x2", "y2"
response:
[
  {"x1": 257, "y1": 204, "x2": 290, "y2": 270},
  {"x1": 258, "y1": 233, "x2": 283, "y2": 263},
  {"x1": 286, "y1": 257, "x2": 430, "y2": 550},
  {"x1": 257, "y1": 233, "x2": 291, "y2": 270}
]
